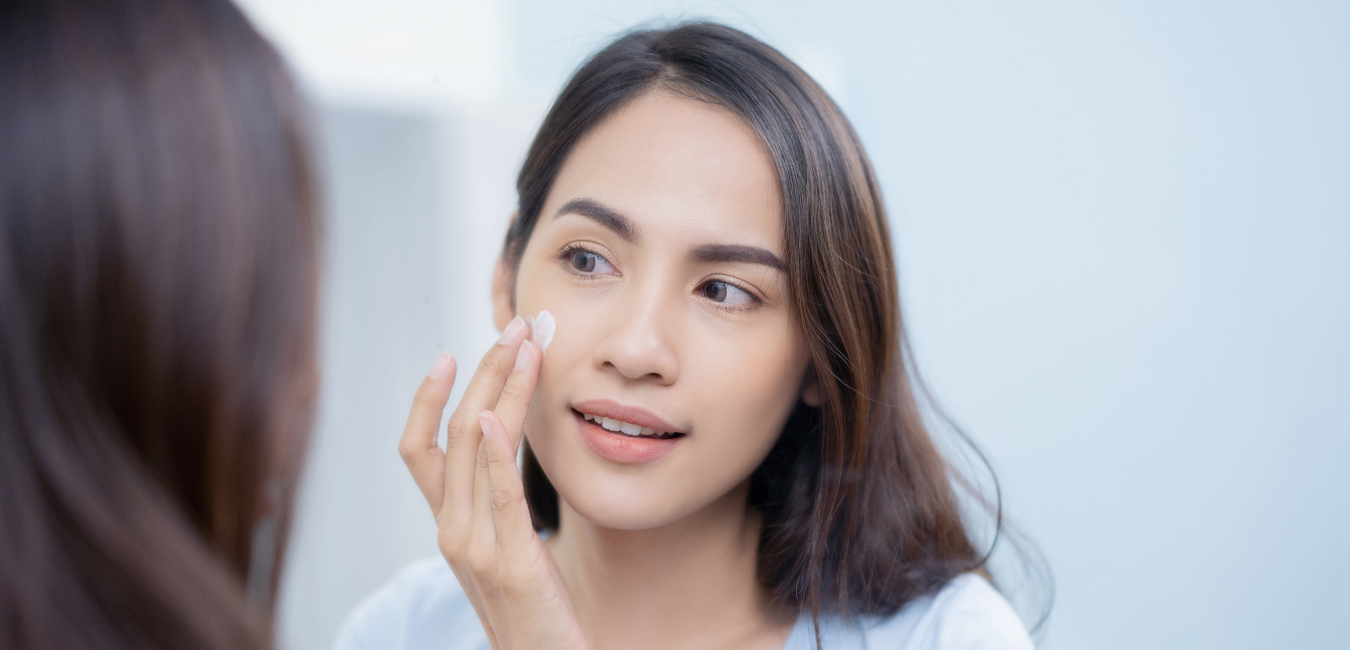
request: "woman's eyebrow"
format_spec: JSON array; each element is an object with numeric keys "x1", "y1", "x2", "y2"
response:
[
  {"x1": 552, "y1": 198, "x2": 782, "y2": 270},
  {"x1": 553, "y1": 198, "x2": 639, "y2": 243},
  {"x1": 690, "y1": 244, "x2": 785, "y2": 271}
]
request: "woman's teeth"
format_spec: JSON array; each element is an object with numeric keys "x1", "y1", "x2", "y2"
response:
[{"x1": 580, "y1": 412, "x2": 664, "y2": 437}]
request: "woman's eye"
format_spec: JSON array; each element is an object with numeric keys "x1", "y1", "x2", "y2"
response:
[
  {"x1": 568, "y1": 249, "x2": 615, "y2": 275},
  {"x1": 700, "y1": 280, "x2": 755, "y2": 306}
]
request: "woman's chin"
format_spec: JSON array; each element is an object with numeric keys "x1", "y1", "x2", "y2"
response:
[{"x1": 556, "y1": 482, "x2": 704, "y2": 532}]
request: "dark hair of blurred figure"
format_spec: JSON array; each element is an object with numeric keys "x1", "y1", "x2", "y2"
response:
[{"x1": 0, "y1": 0, "x2": 319, "y2": 648}]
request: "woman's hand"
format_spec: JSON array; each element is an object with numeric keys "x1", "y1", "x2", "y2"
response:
[{"x1": 399, "y1": 317, "x2": 588, "y2": 650}]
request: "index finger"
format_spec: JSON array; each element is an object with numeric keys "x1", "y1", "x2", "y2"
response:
[{"x1": 492, "y1": 339, "x2": 541, "y2": 452}]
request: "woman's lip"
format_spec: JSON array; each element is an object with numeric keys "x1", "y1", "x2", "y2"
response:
[
  {"x1": 575, "y1": 411, "x2": 682, "y2": 464},
  {"x1": 569, "y1": 398, "x2": 683, "y2": 434}
]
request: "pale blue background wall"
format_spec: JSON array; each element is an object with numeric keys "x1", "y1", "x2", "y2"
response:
[{"x1": 236, "y1": 1, "x2": 1350, "y2": 648}]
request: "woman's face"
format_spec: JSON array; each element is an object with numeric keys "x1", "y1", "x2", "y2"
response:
[{"x1": 501, "y1": 90, "x2": 812, "y2": 530}]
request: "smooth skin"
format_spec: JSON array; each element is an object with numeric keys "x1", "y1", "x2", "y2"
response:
[{"x1": 401, "y1": 90, "x2": 820, "y2": 650}]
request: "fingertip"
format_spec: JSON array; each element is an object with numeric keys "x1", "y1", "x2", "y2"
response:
[
  {"x1": 513, "y1": 340, "x2": 534, "y2": 371},
  {"x1": 428, "y1": 352, "x2": 453, "y2": 379},
  {"x1": 477, "y1": 411, "x2": 495, "y2": 438},
  {"x1": 496, "y1": 316, "x2": 526, "y2": 346}
]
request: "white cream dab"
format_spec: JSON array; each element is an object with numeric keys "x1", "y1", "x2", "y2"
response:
[{"x1": 524, "y1": 310, "x2": 555, "y2": 351}]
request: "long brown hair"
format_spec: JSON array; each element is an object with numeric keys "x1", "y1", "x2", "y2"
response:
[
  {"x1": 0, "y1": 0, "x2": 319, "y2": 648},
  {"x1": 506, "y1": 21, "x2": 1050, "y2": 633}
]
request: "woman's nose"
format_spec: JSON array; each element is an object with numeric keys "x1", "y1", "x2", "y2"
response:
[{"x1": 591, "y1": 290, "x2": 680, "y2": 385}]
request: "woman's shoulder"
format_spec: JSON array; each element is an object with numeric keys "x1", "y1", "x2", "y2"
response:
[
  {"x1": 797, "y1": 573, "x2": 1035, "y2": 650},
  {"x1": 333, "y1": 556, "x2": 487, "y2": 650},
  {"x1": 872, "y1": 573, "x2": 1035, "y2": 650}
]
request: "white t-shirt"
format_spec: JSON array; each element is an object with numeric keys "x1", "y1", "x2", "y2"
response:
[{"x1": 334, "y1": 556, "x2": 1034, "y2": 650}]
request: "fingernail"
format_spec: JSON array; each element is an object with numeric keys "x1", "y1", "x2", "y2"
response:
[
  {"x1": 514, "y1": 341, "x2": 532, "y2": 370},
  {"x1": 478, "y1": 411, "x2": 494, "y2": 439},
  {"x1": 497, "y1": 317, "x2": 526, "y2": 345},
  {"x1": 428, "y1": 352, "x2": 452, "y2": 378}
]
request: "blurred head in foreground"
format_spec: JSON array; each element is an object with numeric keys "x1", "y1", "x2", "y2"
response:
[{"x1": 0, "y1": 0, "x2": 319, "y2": 648}]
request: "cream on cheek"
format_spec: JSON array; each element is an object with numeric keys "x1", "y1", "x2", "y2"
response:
[{"x1": 524, "y1": 310, "x2": 556, "y2": 351}]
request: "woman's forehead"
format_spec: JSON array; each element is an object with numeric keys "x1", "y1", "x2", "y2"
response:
[{"x1": 544, "y1": 91, "x2": 783, "y2": 251}]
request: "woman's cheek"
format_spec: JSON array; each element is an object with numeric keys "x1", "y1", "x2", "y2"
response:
[
  {"x1": 703, "y1": 321, "x2": 802, "y2": 401},
  {"x1": 690, "y1": 326, "x2": 805, "y2": 458}
]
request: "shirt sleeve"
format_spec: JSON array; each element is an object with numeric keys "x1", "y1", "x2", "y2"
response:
[
  {"x1": 869, "y1": 574, "x2": 1036, "y2": 650},
  {"x1": 332, "y1": 557, "x2": 462, "y2": 650},
  {"x1": 332, "y1": 567, "x2": 418, "y2": 650}
]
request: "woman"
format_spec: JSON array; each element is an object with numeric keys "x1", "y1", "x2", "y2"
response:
[
  {"x1": 0, "y1": 0, "x2": 318, "y2": 648},
  {"x1": 341, "y1": 22, "x2": 1044, "y2": 649}
]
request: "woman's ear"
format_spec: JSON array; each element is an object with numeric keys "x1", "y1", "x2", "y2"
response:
[
  {"x1": 801, "y1": 366, "x2": 823, "y2": 407},
  {"x1": 491, "y1": 256, "x2": 514, "y2": 333}
]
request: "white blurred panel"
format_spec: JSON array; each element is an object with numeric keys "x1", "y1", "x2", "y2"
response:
[
  {"x1": 235, "y1": 0, "x2": 507, "y2": 103},
  {"x1": 276, "y1": 102, "x2": 445, "y2": 650},
  {"x1": 275, "y1": 96, "x2": 541, "y2": 650}
]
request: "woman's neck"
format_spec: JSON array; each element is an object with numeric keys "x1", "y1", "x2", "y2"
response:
[{"x1": 546, "y1": 483, "x2": 794, "y2": 650}]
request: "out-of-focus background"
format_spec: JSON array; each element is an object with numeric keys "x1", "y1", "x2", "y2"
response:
[{"x1": 229, "y1": 1, "x2": 1350, "y2": 648}]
